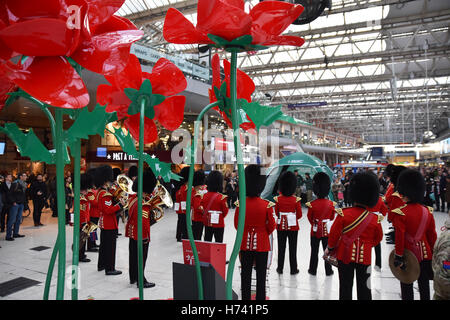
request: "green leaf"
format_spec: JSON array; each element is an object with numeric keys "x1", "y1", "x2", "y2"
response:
[
  {"x1": 0, "y1": 123, "x2": 54, "y2": 164},
  {"x1": 230, "y1": 35, "x2": 253, "y2": 47},
  {"x1": 239, "y1": 100, "x2": 286, "y2": 131}
]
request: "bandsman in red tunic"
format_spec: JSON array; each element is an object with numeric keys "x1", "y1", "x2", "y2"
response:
[
  {"x1": 126, "y1": 168, "x2": 157, "y2": 289},
  {"x1": 191, "y1": 170, "x2": 206, "y2": 241},
  {"x1": 274, "y1": 171, "x2": 302, "y2": 275},
  {"x1": 234, "y1": 165, "x2": 276, "y2": 300},
  {"x1": 368, "y1": 196, "x2": 388, "y2": 270},
  {"x1": 78, "y1": 173, "x2": 92, "y2": 263},
  {"x1": 307, "y1": 172, "x2": 339, "y2": 276},
  {"x1": 86, "y1": 168, "x2": 99, "y2": 252},
  {"x1": 175, "y1": 167, "x2": 193, "y2": 242},
  {"x1": 202, "y1": 171, "x2": 228, "y2": 243},
  {"x1": 392, "y1": 169, "x2": 437, "y2": 300},
  {"x1": 324, "y1": 172, "x2": 383, "y2": 300},
  {"x1": 385, "y1": 166, "x2": 407, "y2": 245},
  {"x1": 95, "y1": 165, "x2": 125, "y2": 276},
  {"x1": 111, "y1": 167, "x2": 123, "y2": 234}
]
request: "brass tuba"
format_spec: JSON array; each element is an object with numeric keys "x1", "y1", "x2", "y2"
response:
[{"x1": 145, "y1": 182, "x2": 173, "y2": 224}]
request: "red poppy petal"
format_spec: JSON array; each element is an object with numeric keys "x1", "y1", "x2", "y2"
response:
[
  {"x1": 71, "y1": 29, "x2": 143, "y2": 75},
  {"x1": 0, "y1": 18, "x2": 79, "y2": 56},
  {"x1": 125, "y1": 114, "x2": 158, "y2": 144},
  {"x1": 143, "y1": 58, "x2": 187, "y2": 96},
  {"x1": 250, "y1": 1, "x2": 304, "y2": 44},
  {"x1": 163, "y1": 8, "x2": 211, "y2": 45},
  {"x1": 263, "y1": 35, "x2": 305, "y2": 47},
  {"x1": 104, "y1": 53, "x2": 142, "y2": 91},
  {"x1": 196, "y1": 0, "x2": 252, "y2": 42},
  {"x1": 223, "y1": 59, "x2": 255, "y2": 102},
  {"x1": 85, "y1": 0, "x2": 125, "y2": 33},
  {"x1": 0, "y1": 76, "x2": 17, "y2": 111},
  {"x1": 4, "y1": 0, "x2": 63, "y2": 23},
  {"x1": 211, "y1": 53, "x2": 221, "y2": 90},
  {"x1": 96, "y1": 84, "x2": 130, "y2": 120},
  {"x1": 2, "y1": 56, "x2": 89, "y2": 109},
  {"x1": 154, "y1": 95, "x2": 186, "y2": 131},
  {"x1": 209, "y1": 88, "x2": 218, "y2": 104},
  {"x1": 90, "y1": 14, "x2": 138, "y2": 36},
  {"x1": 223, "y1": 0, "x2": 245, "y2": 10}
]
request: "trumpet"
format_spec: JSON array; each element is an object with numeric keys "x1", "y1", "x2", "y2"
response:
[{"x1": 145, "y1": 182, "x2": 173, "y2": 224}]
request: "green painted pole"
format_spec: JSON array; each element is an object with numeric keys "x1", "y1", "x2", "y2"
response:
[
  {"x1": 43, "y1": 238, "x2": 59, "y2": 300},
  {"x1": 185, "y1": 101, "x2": 220, "y2": 300},
  {"x1": 137, "y1": 98, "x2": 146, "y2": 300},
  {"x1": 225, "y1": 49, "x2": 247, "y2": 300},
  {"x1": 55, "y1": 108, "x2": 67, "y2": 300},
  {"x1": 71, "y1": 138, "x2": 81, "y2": 300}
]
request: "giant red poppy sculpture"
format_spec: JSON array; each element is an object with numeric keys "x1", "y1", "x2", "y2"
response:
[
  {"x1": 163, "y1": 0, "x2": 305, "y2": 301},
  {"x1": 0, "y1": 0, "x2": 144, "y2": 301},
  {"x1": 0, "y1": 0, "x2": 143, "y2": 109},
  {"x1": 97, "y1": 53, "x2": 187, "y2": 144}
]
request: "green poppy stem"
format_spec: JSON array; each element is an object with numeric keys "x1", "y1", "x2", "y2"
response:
[
  {"x1": 55, "y1": 108, "x2": 67, "y2": 300},
  {"x1": 43, "y1": 237, "x2": 59, "y2": 300},
  {"x1": 185, "y1": 101, "x2": 221, "y2": 300},
  {"x1": 71, "y1": 138, "x2": 81, "y2": 300},
  {"x1": 225, "y1": 49, "x2": 246, "y2": 300},
  {"x1": 137, "y1": 98, "x2": 146, "y2": 300}
]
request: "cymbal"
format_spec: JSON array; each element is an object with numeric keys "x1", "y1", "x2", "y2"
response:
[{"x1": 388, "y1": 249, "x2": 420, "y2": 284}]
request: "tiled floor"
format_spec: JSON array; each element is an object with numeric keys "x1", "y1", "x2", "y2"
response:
[{"x1": 0, "y1": 203, "x2": 447, "y2": 300}]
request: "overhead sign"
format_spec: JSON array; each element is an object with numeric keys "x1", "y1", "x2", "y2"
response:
[
  {"x1": 287, "y1": 102, "x2": 327, "y2": 109},
  {"x1": 131, "y1": 43, "x2": 210, "y2": 81}
]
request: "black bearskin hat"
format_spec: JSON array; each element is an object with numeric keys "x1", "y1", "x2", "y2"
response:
[
  {"x1": 397, "y1": 169, "x2": 425, "y2": 203},
  {"x1": 312, "y1": 172, "x2": 331, "y2": 199},
  {"x1": 128, "y1": 165, "x2": 138, "y2": 179},
  {"x1": 180, "y1": 166, "x2": 191, "y2": 184},
  {"x1": 245, "y1": 164, "x2": 266, "y2": 197},
  {"x1": 193, "y1": 170, "x2": 205, "y2": 187},
  {"x1": 278, "y1": 171, "x2": 297, "y2": 197},
  {"x1": 385, "y1": 164, "x2": 395, "y2": 178},
  {"x1": 112, "y1": 167, "x2": 121, "y2": 180},
  {"x1": 390, "y1": 165, "x2": 407, "y2": 189},
  {"x1": 132, "y1": 168, "x2": 157, "y2": 194},
  {"x1": 86, "y1": 168, "x2": 96, "y2": 186},
  {"x1": 206, "y1": 170, "x2": 223, "y2": 193},
  {"x1": 349, "y1": 171, "x2": 380, "y2": 207},
  {"x1": 80, "y1": 173, "x2": 93, "y2": 191},
  {"x1": 94, "y1": 165, "x2": 114, "y2": 188}
]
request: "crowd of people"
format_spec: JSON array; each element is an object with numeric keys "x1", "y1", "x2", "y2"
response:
[{"x1": 0, "y1": 163, "x2": 448, "y2": 301}]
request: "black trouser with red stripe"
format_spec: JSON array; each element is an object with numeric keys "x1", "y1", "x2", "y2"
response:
[
  {"x1": 98, "y1": 228, "x2": 118, "y2": 272},
  {"x1": 128, "y1": 238, "x2": 149, "y2": 284},
  {"x1": 192, "y1": 221, "x2": 204, "y2": 240},
  {"x1": 400, "y1": 260, "x2": 433, "y2": 300},
  {"x1": 309, "y1": 236, "x2": 333, "y2": 275},
  {"x1": 240, "y1": 250, "x2": 268, "y2": 300},
  {"x1": 204, "y1": 226, "x2": 224, "y2": 243},
  {"x1": 338, "y1": 261, "x2": 372, "y2": 300}
]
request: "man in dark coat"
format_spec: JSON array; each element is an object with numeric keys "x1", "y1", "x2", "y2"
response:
[{"x1": 30, "y1": 174, "x2": 48, "y2": 226}]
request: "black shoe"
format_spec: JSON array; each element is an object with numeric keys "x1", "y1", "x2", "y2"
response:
[
  {"x1": 307, "y1": 269, "x2": 316, "y2": 276},
  {"x1": 39, "y1": 223, "x2": 44, "y2": 226},
  {"x1": 130, "y1": 280, "x2": 137, "y2": 285},
  {"x1": 142, "y1": 281, "x2": 155, "y2": 288},
  {"x1": 79, "y1": 257, "x2": 91, "y2": 263},
  {"x1": 326, "y1": 271, "x2": 334, "y2": 276},
  {"x1": 276, "y1": 268, "x2": 283, "y2": 274},
  {"x1": 13, "y1": 234, "x2": 25, "y2": 238},
  {"x1": 290, "y1": 269, "x2": 299, "y2": 275},
  {"x1": 98, "y1": 267, "x2": 105, "y2": 272},
  {"x1": 105, "y1": 270, "x2": 122, "y2": 276},
  {"x1": 117, "y1": 233, "x2": 122, "y2": 236},
  {"x1": 5, "y1": 237, "x2": 14, "y2": 241}
]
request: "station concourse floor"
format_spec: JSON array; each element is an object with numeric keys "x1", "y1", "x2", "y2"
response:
[{"x1": 0, "y1": 203, "x2": 447, "y2": 300}]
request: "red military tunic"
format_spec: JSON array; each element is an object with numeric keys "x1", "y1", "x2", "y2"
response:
[
  {"x1": 125, "y1": 194, "x2": 152, "y2": 241},
  {"x1": 368, "y1": 196, "x2": 388, "y2": 216},
  {"x1": 328, "y1": 206, "x2": 383, "y2": 265},
  {"x1": 384, "y1": 182, "x2": 394, "y2": 203},
  {"x1": 201, "y1": 192, "x2": 228, "y2": 228},
  {"x1": 387, "y1": 192, "x2": 406, "y2": 222},
  {"x1": 86, "y1": 188, "x2": 99, "y2": 218},
  {"x1": 80, "y1": 194, "x2": 90, "y2": 226},
  {"x1": 306, "y1": 199, "x2": 339, "y2": 238},
  {"x1": 191, "y1": 191, "x2": 204, "y2": 222},
  {"x1": 234, "y1": 197, "x2": 277, "y2": 252},
  {"x1": 97, "y1": 188, "x2": 122, "y2": 230},
  {"x1": 392, "y1": 203, "x2": 437, "y2": 262},
  {"x1": 175, "y1": 184, "x2": 194, "y2": 215},
  {"x1": 274, "y1": 195, "x2": 302, "y2": 231}
]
